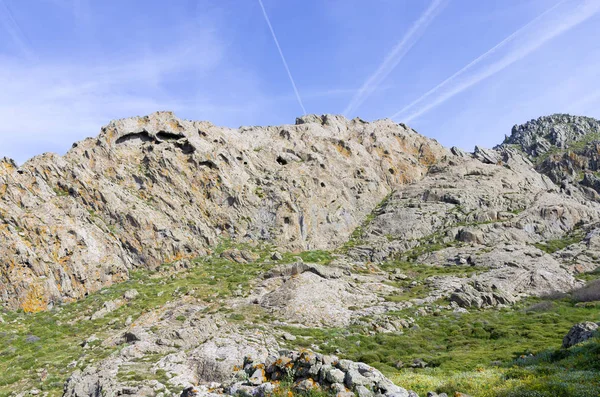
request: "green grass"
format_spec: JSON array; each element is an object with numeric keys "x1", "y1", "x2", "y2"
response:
[
  {"x1": 578, "y1": 267, "x2": 600, "y2": 282},
  {"x1": 281, "y1": 298, "x2": 599, "y2": 396},
  {"x1": 0, "y1": 243, "x2": 281, "y2": 396},
  {"x1": 52, "y1": 186, "x2": 69, "y2": 197},
  {"x1": 274, "y1": 249, "x2": 334, "y2": 265},
  {"x1": 392, "y1": 335, "x2": 600, "y2": 397},
  {"x1": 534, "y1": 229, "x2": 586, "y2": 254},
  {"x1": 380, "y1": 261, "x2": 482, "y2": 300}
]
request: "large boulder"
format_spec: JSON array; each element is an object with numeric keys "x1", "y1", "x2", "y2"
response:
[{"x1": 562, "y1": 322, "x2": 599, "y2": 348}]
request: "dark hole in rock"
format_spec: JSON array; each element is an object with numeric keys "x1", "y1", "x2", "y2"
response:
[
  {"x1": 284, "y1": 217, "x2": 291, "y2": 224},
  {"x1": 320, "y1": 182, "x2": 326, "y2": 187},
  {"x1": 176, "y1": 141, "x2": 196, "y2": 154},
  {"x1": 115, "y1": 131, "x2": 152, "y2": 144},
  {"x1": 156, "y1": 131, "x2": 185, "y2": 141},
  {"x1": 124, "y1": 332, "x2": 140, "y2": 343},
  {"x1": 218, "y1": 154, "x2": 230, "y2": 164},
  {"x1": 389, "y1": 168, "x2": 395, "y2": 174},
  {"x1": 276, "y1": 156, "x2": 288, "y2": 165},
  {"x1": 198, "y1": 160, "x2": 218, "y2": 170}
]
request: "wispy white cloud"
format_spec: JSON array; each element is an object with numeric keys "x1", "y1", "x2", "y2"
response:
[
  {"x1": 0, "y1": 18, "x2": 261, "y2": 164},
  {"x1": 343, "y1": 0, "x2": 447, "y2": 117},
  {"x1": 257, "y1": 0, "x2": 306, "y2": 115},
  {"x1": 392, "y1": 0, "x2": 600, "y2": 123}
]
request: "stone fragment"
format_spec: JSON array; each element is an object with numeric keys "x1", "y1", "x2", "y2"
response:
[{"x1": 123, "y1": 289, "x2": 139, "y2": 300}]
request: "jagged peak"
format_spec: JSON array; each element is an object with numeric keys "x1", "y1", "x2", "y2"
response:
[
  {"x1": 294, "y1": 113, "x2": 349, "y2": 126},
  {"x1": 499, "y1": 113, "x2": 600, "y2": 156}
]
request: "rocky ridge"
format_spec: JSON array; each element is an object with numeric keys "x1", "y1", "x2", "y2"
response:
[
  {"x1": 1, "y1": 113, "x2": 600, "y2": 397},
  {"x1": 499, "y1": 113, "x2": 600, "y2": 199},
  {"x1": 348, "y1": 148, "x2": 600, "y2": 307},
  {"x1": 0, "y1": 112, "x2": 445, "y2": 311}
]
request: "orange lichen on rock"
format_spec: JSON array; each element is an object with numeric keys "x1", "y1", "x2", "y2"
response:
[
  {"x1": 335, "y1": 141, "x2": 352, "y2": 158},
  {"x1": 22, "y1": 284, "x2": 48, "y2": 313}
]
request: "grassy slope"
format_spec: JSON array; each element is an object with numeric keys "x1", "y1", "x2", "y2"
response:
[
  {"x1": 0, "y1": 237, "x2": 598, "y2": 397},
  {"x1": 283, "y1": 298, "x2": 600, "y2": 396}
]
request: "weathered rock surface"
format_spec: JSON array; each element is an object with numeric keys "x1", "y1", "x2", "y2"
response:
[
  {"x1": 562, "y1": 321, "x2": 599, "y2": 348},
  {"x1": 500, "y1": 114, "x2": 600, "y2": 197},
  {"x1": 348, "y1": 137, "x2": 599, "y2": 305},
  {"x1": 254, "y1": 261, "x2": 388, "y2": 327},
  {"x1": 225, "y1": 350, "x2": 412, "y2": 397},
  {"x1": 63, "y1": 298, "x2": 280, "y2": 397},
  {"x1": 0, "y1": 112, "x2": 446, "y2": 311}
]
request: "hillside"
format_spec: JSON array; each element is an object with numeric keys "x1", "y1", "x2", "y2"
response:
[{"x1": 0, "y1": 113, "x2": 598, "y2": 397}]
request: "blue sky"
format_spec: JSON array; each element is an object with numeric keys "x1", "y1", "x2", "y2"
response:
[{"x1": 1, "y1": 0, "x2": 600, "y2": 164}]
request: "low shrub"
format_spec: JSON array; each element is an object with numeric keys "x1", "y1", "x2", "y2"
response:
[
  {"x1": 572, "y1": 280, "x2": 600, "y2": 303},
  {"x1": 524, "y1": 301, "x2": 555, "y2": 312}
]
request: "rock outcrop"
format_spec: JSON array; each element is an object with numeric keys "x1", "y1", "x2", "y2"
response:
[
  {"x1": 347, "y1": 134, "x2": 599, "y2": 305},
  {"x1": 0, "y1": 111, "x2": 446, "y2": 311},
  {"x1": 226, "y1": 350, "x2": 412, "y2": 397},
  {"x1": 562, "y1": 321, "x2": 599, "y2": 348},
  {"x1": 502, "y1": 114, "x2": 600, "y2": 157},
  {"x1": 500, "y1": 114, "x2": 600, "y2": 198}
]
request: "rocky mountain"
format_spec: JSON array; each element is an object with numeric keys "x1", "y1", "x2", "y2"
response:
[
  {"x1": 499, "y1": 114, "x2": 600, "y2": 199},
  {"x1": 0, "y1": 113, "x2": 599, "y2": 397},
  {"x1": 0, "y1": 111, "x2": 445, "y2": 312}
]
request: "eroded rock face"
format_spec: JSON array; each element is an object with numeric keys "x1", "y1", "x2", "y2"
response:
[
  {"x1": 500, "y1": 114, "x2": 600, "y2": 197},
  {"x1": 0, "y1": 111, "x2": 446, "y2": 311},
  {"x1": 349, "y1": 131, "x2": 600, "y2": 306}
]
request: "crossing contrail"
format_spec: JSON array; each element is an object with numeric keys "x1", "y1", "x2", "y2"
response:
[
  {"x1": 391, "y1": 0, "x2": 600, "y2": 123},
  {"x1": 343, "y1": 0, "x2": 447, "y2": 117},
  {"x1": 257, "y1": 0, "x2": 306, "y2": 115}
]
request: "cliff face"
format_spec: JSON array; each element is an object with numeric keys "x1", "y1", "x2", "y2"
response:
[{"x1": 0, "y1": 111, "x2": 446, "y2": 311}]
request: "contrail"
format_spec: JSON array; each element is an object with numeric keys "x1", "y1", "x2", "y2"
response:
[
  {"x1": 0, "y1": 0, "x2": 35, "y2": 60},
  {"x1": 343, "y1": 0, "x2": 447, "y2": 117},
  {"x1": 390, "y1": 0, "x2": 565, "y2": 120},
  {"x1": 392, "y1": 0, "x2": 600, "y2": 123},
  {"x1": 257, "y1": 0, "x2": 306, "y2": 115}
]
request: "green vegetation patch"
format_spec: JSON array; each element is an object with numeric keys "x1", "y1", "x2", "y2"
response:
[
  {"x1": 0, "y1": 241, "x2": 284, "y2": 396},
  {"x1": 282, "y1": 299, "x2": 599, "y2": 396},
  {"x1": 534, "y1": 228, "x2": 585, "y2": 254},
  {"x1": 380, "y1": 261, "x2": 481, "y2": 301}
]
